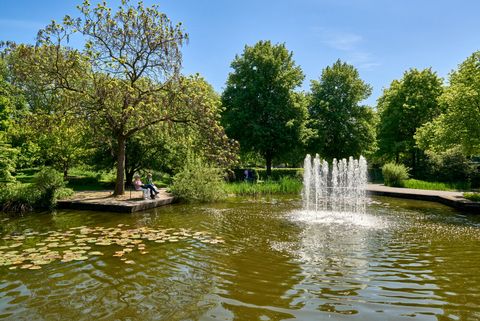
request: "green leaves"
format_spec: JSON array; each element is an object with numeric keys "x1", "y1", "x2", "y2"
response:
[
  {"x1": 222, "y1": 41, "x2": 306, "y2": 174},
  {"x1": 377, "y1": 68, "x2": 443, "y2": 172},
  {"x1": 307, "y1": 60, "x2": 375, "y2": 160}
]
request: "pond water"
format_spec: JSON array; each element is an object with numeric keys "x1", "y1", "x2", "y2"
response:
[{"x1": 1, "y1": 196, "x2": 480, "y2": 321}]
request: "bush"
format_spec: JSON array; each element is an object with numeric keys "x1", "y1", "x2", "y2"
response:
[
  {"x1": 464, "y1": 192, "x2": 480, "y2": 202},
  {"x1": 170, "y1": 159, "x2": 225, "y2": 203},
  {"x1": 382, "y1": 162, "x2": 409, "y2": 187},
  {"x1": 34, "y1": 167, "x2": 66, "y2": 208},
  {"x1": 0, "y1": 168, "x2": 69, "y2": 213},
  {"x1": 425, "y1": 148, "x2": 472, "y2": 182},
  {"x1": 0, "y1": 183, "x2": 41, "y2": 213}
]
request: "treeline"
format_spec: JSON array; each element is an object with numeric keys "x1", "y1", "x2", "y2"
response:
[
  {"x1": 221, "y1": 41, "x2": 480, "y2": 186},
  {"x1": 1, "y1": 0, "x2": 480, "y2": 198}
]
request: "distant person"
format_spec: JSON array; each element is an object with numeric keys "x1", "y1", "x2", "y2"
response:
[
  {"x1": 133, "y1": 175, "x2": 158, "y2": 199},
  {"x1": 244, "y1": 169, "x2": 254, "y2": 182}
]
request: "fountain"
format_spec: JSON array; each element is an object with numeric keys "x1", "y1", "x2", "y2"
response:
[{"x1": 302, "y1": 154, "x2": 368, "y2": 214}]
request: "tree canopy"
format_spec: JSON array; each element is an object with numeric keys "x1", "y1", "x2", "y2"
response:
[
  {"x1": 6, "y1": 0, "x2": 238, "y2": 195},
  {"x1": 307, "y1": 59, "x2": 376, "y2": 160},
  {"x1": 221, "y1": 40, "x2": 306, "y2": 175},
  {"x1": 416, "y1": 52, "x2": 480, "y2": 157},
  {"x1": 376, "y1": 68, "x2": 443, "y2": 175}
]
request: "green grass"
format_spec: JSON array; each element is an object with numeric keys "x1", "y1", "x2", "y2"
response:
[
  {"x1": 402, "y1": 179, "x2": 470, "y2": 191},
  {"x1": 224, "y1": 177, "x2": 302, "y2": 196},
  {"x1": 464, "y1": 192, "x2": 480, "y2": 202}
]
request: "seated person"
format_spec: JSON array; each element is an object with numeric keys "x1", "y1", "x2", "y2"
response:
[
  {"x1": 133, "y1": 175, "x2": 158, "y2": 199},
  {"x1": 146, "y1": 173, "x2": 159, "y2": 193}
]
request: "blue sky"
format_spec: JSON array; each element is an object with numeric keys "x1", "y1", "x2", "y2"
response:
[{"x1": 1, "y1": 0, "x2": 480, "y2": 106}]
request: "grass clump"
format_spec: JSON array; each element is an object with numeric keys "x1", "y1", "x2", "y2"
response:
[
  {"x1": 225, "y1": 177, "x2": 302, "y2": 196},
  {"x1": 169, "y1": 158, "x2": 225, "y2": 203},
  {"x1": 382, "y1": 162, "x2": 409, "y2": 187},
  {"x1": 403, "y1": 179, "x2": 470, "y2": 191},
  {"x1": 464, "y1": 192, "x2": 480, "y2": 202}
]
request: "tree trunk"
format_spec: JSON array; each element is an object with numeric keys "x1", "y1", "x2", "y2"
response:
[
  {"x1": 411, "y1": 149, "x2": 417, "y2": 177},
  {"x1": 265, "y1": 153, "x2": 272, "y2": 178},
  {"x1": 114, "y1": 135, "x2": 126, "y2": 196},
  {"x1": 63, "y1": 162, "x2": 68, "y2": 180},
  {"x1": 125, "y1": 167, "x2": 135, "y2": 188}
]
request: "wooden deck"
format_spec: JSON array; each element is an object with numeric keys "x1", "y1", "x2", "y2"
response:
[
  {"x1": 367, "y1": 184, "x2": 480, "y2": 214},
  {"x1": 57, "y1": 188, "x2": 176, "y2": 213}
]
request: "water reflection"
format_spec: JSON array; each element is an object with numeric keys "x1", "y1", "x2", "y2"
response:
[{"x1": 1, "y1": 196, "x2": 480, "y2": 320}]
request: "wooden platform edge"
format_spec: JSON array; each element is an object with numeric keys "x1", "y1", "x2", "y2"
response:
[
  {"x1": 57, "y1": 197, "x2": 177, "y2": 213},
  {"x1": 368, "y1": 190, "x2": 480, "y2": 214}
]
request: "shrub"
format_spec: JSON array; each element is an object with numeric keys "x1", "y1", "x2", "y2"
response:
[
  {"x1": 170, "y1": 159, "x2": 225, "y2": 203},
  {"x1": 33, "y1": 167, "x2": 66, "y2": 208},
  {"x1": 382, "y1": 162, "x2": 409, "y2": 187},
  {"x1": 425, "y1": 148, "x2": 472, "y2": 182},
  {"x1": 0, "y1": 183, "x2": 41, "y2": 213},
  {"x1": 464, "y1": 192, "x2": 480, "y2": 202}
]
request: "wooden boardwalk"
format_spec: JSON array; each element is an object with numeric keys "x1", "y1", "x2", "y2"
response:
[
  {"x1": 57, "y1": 185, "x2": 479, "y2": 214},
  {"x1": 57, "y1": 188, "x2": 176, "y2": 213},
  {"x1": 367, "y1": 184, "x2": 480, "y2": 213}
]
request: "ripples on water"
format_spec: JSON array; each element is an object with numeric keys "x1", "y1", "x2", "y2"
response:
[{"x1": 1, "y1": 196, "x2": 480, "y2": 320}]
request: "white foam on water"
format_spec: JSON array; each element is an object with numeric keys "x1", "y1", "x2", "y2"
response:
[{"x1": 289, "y1": 209, "x2": 386, "y2": 229}]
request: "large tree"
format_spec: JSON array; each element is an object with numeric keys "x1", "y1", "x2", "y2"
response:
[
  {"x1": 11, "y1": 0, "x2": 190, "y2": 195},
  {"x1": 377, "y1": 68, "x2": 443, "y2": 175},
  {"x1": 416, "y1": 52, "x2": 480, "y2": 157},
  {"x1": 221, "y1": 40, "x2": 306, "y2": 176},
  {"x1": 90, "y1": 75, "x2": 238, "y2": 184},
  {"x1": 307, "y1": 59, "x2": 376, "y2": 160}
]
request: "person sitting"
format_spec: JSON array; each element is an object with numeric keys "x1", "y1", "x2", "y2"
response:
[
  {"x1": 146, "y1": 173, "x2": 159, "y2": 194},
  {"x1": 133, "y1": 175, "x2": 158, "y2": 199}
]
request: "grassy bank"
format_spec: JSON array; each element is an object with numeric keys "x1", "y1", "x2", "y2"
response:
[
  {"x1": 224, "y1": 177, "x2": 302, "y2": 196},
  {"x1": 402, "y1": 179, "x2": 470, "y2": 191}
]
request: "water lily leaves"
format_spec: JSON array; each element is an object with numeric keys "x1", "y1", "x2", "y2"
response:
[{"x1": 0, "y1": 225, "x2": 224, "y2": 270}]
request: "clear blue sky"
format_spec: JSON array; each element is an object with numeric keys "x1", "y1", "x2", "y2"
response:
[{"x1": 1, "y1": 0, "x2": 479, "y2": 106}]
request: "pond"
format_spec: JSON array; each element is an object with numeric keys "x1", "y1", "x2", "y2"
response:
[{"x1": 1, "y1": 196, "x2": 480, "y2": 320}]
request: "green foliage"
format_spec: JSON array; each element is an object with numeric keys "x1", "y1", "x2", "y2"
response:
[
  {"x1": 416, "y1": 51, "x2": 480, "y2": 157},
  {"x1": 377, "y1": 68, "x2": 443, "y2": 175},
  {"x1": 464, "y1": 192, "x2": 480, "y2": 202},
  {"x1": 0, "y1": 133, "x2": 17, "y2": 182},
  {"x1": 0, "y1": 183, "x2": 41, "y2": 213},
  {"x1": 382, "y1": 162, "x2": 409, "y2": 187},
  {"x1": 10, "y1": 0, "x2": 189, "y2": 195},
  {"x1": 307, "y1": 59, "x2": 376, "y2": 160},
  {"x1": 55, "y1": 187, "x2": 74, "y2": 200},
  {"x1": 222, "y1": 40, "x2": 306, "y2": 176},
  {"x1": 33, "y1": 167, "x2": 66, "y2": 208},
  {"x1": 224, "y1": 177, "x2": 302, "y2": 196},
  {"x1": 424, "y1": 148, "x2": 472, "y2": 182},
  {"x1": 256, "y1": 168, "x2": 302, "y2": 181},
  {"x1": 170, "y1": 159, "x2": 225, "y2": 203},
  {"x1": 403, "y1": 179, "x2": 470, "y2": 191}
]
